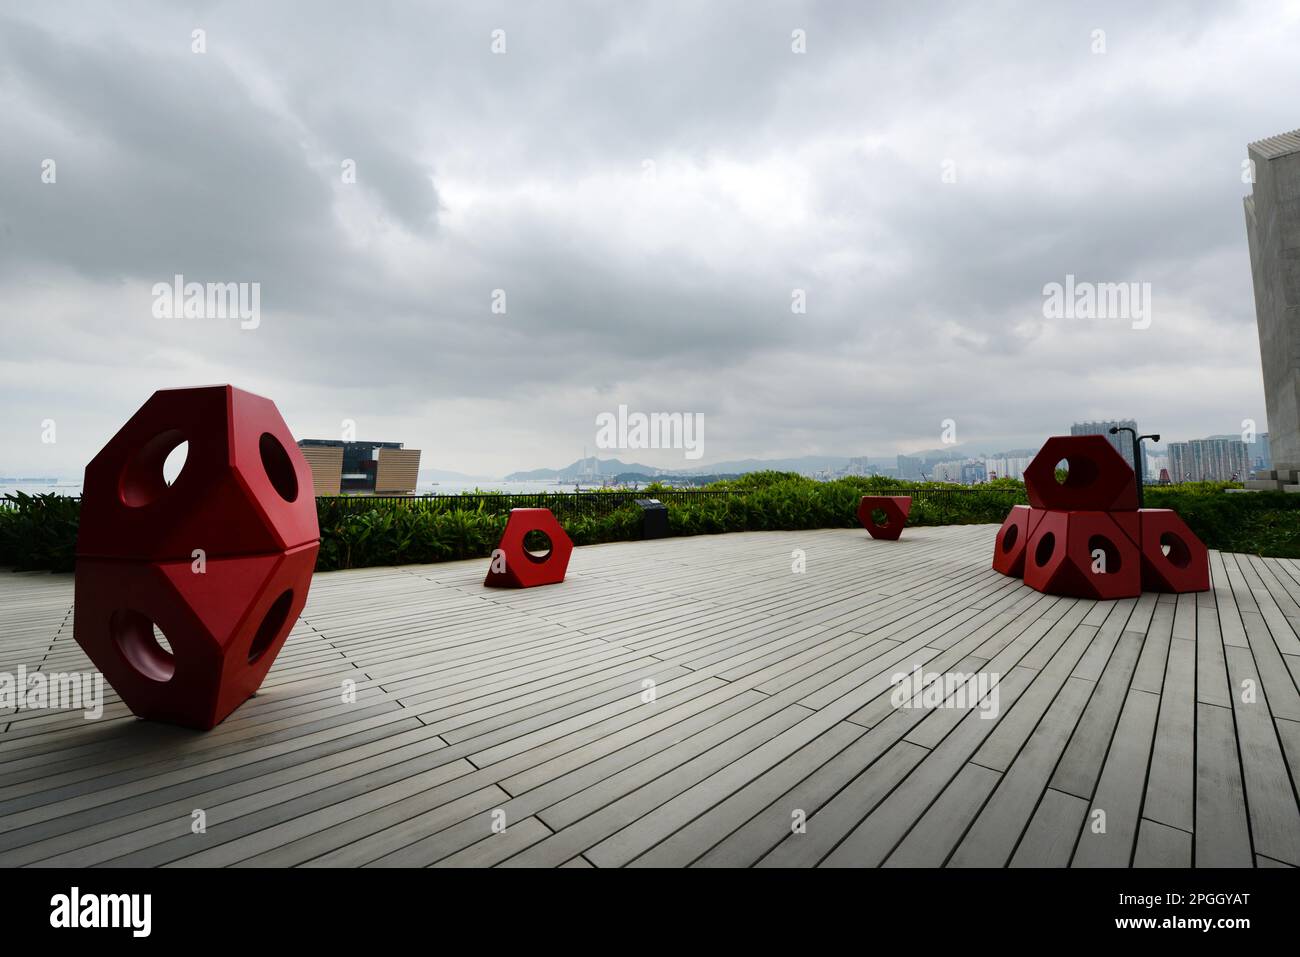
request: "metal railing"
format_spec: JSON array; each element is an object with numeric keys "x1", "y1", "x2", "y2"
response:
[
  {"x1": 316, "y1": 489, "x2": 746, "y2": 519},
  {"x1": 864, "y1": 485, "x2": 1028, "y2": 503}
]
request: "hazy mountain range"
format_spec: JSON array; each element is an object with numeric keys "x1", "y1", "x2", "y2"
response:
[{"x1": 500, "y1": 447, "x2": 1040, "y2": 482}]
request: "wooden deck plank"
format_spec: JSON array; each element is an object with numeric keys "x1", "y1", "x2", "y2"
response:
[
  {"x1": 1223, "y1": 645, "x2": 1300, "y2": 865},
  {"x1": 1194, "y1": 702, "x2": 1254, "y2": 867},
  {"x1": 1142, "y1": 637, "x2": 1196, "y2": 832},
  {"x1": 1133, "y1": 818, "x2": 1192, "y2": 867},
  {"x1": 1008, "y1": 787, "x2": 1088, "y2": 867}
]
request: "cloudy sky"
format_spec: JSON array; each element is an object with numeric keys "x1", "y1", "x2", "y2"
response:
[{"x1": 2, "y1": 0, "x2": 1298, "y2": 478}]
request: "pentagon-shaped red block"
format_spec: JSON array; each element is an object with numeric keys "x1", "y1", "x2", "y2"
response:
[
  {"x1": 992, "y1": 505, "x2": 1046, "y2": 578},
  {"x1": 857, "y1": 496, "x2": 911, "y2": 541},
  {"x1": 1138, "y1": 509, "x2": 1210, "y2": 593},
  {"x1": 484, "y1": 509, "x2": 574, "y2": 588},
  {"x1": 1023, "y1": 510, "x2": 1141, "y2": 600},
  {"x1": 77, "y1": 385, "x2": 318, "y2": 561},
  {"x1": 1022, "y1": 435, "x2": 1139, "y2": 512},
  {"x1": 73, "y1": 543, "x2": 318, "y2": 729}
]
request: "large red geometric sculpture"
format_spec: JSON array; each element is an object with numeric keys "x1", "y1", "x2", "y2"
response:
[
  {"x1": 992, "y1": 435, "x2": 1208, "y2": 598},
  {"x1": 73, "y1": 385, "x2": 319, "y2": 730},
  {"x1": 857, "y1": 496, "x2": 911, "y2": 541},
  {"x1": 1022, "y1": 510, "x2": 1141, "y2": 600},
  {"x1": 484, "y1": 508, "x2": 573, "y2": 588}
]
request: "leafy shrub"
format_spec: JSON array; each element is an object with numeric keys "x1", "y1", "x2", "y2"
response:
[
  {"x1": 0, "y1": 493, "x2": 80, "y2": 572},
  {"x1": 4, "y1": 478, "x2": 1299, "y2": 572}
]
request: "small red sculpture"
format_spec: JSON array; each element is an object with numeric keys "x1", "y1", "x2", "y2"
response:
[
  {"x1": 1138, "y1": 508, "x2": 1210, "y2": 593},
  {"x1": 857, "y1": 496, "x2": 911, "y2": 541},
  {"x1": 73, "y1": 386, "x2": 319, "y2": 730},
  {"x1": 1022, "y1": 510, "x2": 1141, "y2": 600},
  {"x1": 992, "y1": 436, "x2": 1208, "y2": 598},
  {"x1": 485, "y1": 508, "x2": 574, "y2": 588}
]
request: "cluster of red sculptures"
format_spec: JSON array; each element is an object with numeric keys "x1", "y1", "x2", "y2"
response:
[
  {"x1": 74, "y1": 386, "x2": 320, "y2": 730},
  {"x1": 993, "y1": 435, "x2": 1209, "y2": 599}
]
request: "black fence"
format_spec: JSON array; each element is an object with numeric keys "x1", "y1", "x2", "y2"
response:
[
  {"x1": 315, "y1": 489, "x2": 747, "y2": 519},
  {"x1": 865, "y1": 486, "x2": 1028, "y2": 505}
]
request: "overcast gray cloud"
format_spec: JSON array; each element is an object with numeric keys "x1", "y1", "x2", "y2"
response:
[{"x1": 1, "y1": 0, "x2": 1297, "y2": 477}]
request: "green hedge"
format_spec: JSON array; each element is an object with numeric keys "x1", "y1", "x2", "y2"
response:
[
  {"x1": 1143, "y1": 487, "x2": 1300, "y2": 559},
  {"x1": 3, "y1": 476, "x2": 1299, "y2": 573},
  {"x1": 0, "y1": 492, "x2": 80, "y2": 572}
]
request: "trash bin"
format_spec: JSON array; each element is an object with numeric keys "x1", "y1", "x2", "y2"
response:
[{"x1": 634, "y1": 498, "x2": 669, "y2": 540}]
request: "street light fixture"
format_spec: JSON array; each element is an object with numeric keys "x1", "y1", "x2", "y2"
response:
[{"x1": 1109, "y1": 426, "x2": 1160, "y2": 507}]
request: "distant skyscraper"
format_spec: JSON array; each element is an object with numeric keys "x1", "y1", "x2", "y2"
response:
[
  {"x1": 1252, "y1": 431, "x2": 1272, "y2": 471},
  {"x1": 984, "y1": 455, "x2": 1032, "y2": 481},
  {"x1": 1146, "y1": 452, "x2": 1169, "y2": 481},
  {"x1": 1244, "y1": 129, "x2": 1300, "y2": 487},
  {"x1": 1167, "y1": 438, "x2": 1250, "y2": 483},
  {"x1": 930, "y1": 460, "x2": 963, "y2": 483},
  {"x1": 1070, "y1": 420, "x2": 1147, "y2": 479},
  {"x1": 896, "y1": 454, "x2": 923, "y2": 481},
  {"x1": 846, "y1": 456, "x2": 872, "y2": 476},
  {"x1": 960, "y1": 461, "x2": 987, "y2": 485}
]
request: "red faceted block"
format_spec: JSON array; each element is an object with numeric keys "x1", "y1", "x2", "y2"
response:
[
  {"x1": 1023, "y1": 510, "x2": 1141, "y2": 600},
  {"x1": 73, "y1": 385, "x2": 320, "y2": 730},
  {"x1": 1138, "y1": 509, "x2": 1210, "y2": 593},
  {"x1": 74, "y1": 543, "x2": 318, "y2": 729},
  {"x1": 1022, "y1": 435, "x2": 1139, "y2": 513},
  {"x1": 484, "y1": 509, "x2": 574, "y2": 588},
  {"x1": 77, "y1": 385, "x2": 318, "y2": 561},
  {"x1": 857, "y1": 496, "x2": 911, "y2": 541},
  {"x1": 992, "y1": 505, "x2": 1045, "y2": 578}
]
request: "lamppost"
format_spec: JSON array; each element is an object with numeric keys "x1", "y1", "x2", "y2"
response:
[{"x1": 1109, "y1": 426, "x2": 1160, "y2": 507}]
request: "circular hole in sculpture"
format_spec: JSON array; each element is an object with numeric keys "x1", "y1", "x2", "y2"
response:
[
  {"x1": 1054, "y1": 456, "x2": 1099, "y2": 489},
  {"x1": 249, "y1": 590, "x2": 294, "y2": 664},
  {"x1": 111, "y1": 609, "x2": 175, "y2": 682},
  {"x1": 1034, "y1": 532, "x2": 1056, "y2": 567},
  {"x1": 523, "y1": 529, "x2": 553, "y2": 563},
  {"x1": 119, "y1": 429, "x2": 187, "y2": 507},
  {"x1": 1159, "y1": 531, "x2": 1191, "y2": 569},
  {"x1": 870, "y1": 508, "x2": 890, "y2": 527},
  {"x1": 162, "y1": 441, "x2": 189, "y2": 487},
  {"x1": 1001, "y1": 523, "x2": 1019, "y2": 553},
  {"x1": 259, "y1": 432, "x2": 299, "y2": 503},
  {"x1": 1086, "y1": 534, "x2": 1122, "y2": 575},
  {"x1": 152, "y1": 623, "x2": 173, "y2": 654}
]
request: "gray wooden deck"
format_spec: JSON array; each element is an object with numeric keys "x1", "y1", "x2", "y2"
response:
[{"x1": 2, "y1": 525, "x2": 1298, "y2": 867}]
